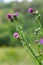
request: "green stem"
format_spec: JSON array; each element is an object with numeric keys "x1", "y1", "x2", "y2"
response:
[
  {"x1": 14, "y1": 21, "x2": 21, "y2": 35},
  {"x1": 15, "y1": 21, "x2": 42, "y2": 65},
  {"x1": 21, "y1": 31, "x2": 42, "y2": 65},
  {"x1": 36, "y1": 18, "x2": 42, "y2": 28},
  {"x1": 38, "y1": 43, "x2": 42, "y2": 64},
  {"x1": 37, "y1": 19, "x2": 42, "y2": 28}
]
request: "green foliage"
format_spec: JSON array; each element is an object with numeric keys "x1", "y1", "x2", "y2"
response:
[
  {"x1": 0, "y1": 47, "x2": 41, "y2": 65},
  {"x1": 0, "y1": 1, "x2": 43, "y2": 46}
]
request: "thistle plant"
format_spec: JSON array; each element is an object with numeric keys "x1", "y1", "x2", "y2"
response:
[{"x1": 7, "y1": 8, "x2": 43, "y2": 65}]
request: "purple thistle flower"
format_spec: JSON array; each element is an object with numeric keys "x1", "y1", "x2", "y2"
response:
[
  {"x1": 13, "y1": 12, "x2": 18, "y2": 17},
  {"x1": 13, "y1": 12, "x2": 18, "y2": 21},
  {"x1": 28, "y1": 8, "x2": 33, "y2": 13},
  {"x1": 40, "y1": 38, "x2": 43, "y2": 44},
  {"x1": 13, "y1": 32, "x2": 19, "y2": 38},
  {"x1": 7, "y1": 13, "x2": 13, "y2": 22},
  {"x1": 7, "y1": 13, "x2": 13, "y2": 19},
  {"x1": 15, "y1": 12, "x2": 18, "y2": 16}
]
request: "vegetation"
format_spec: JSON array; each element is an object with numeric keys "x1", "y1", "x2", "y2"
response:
[
  {"x1": 0, "y1": 0, "x2": 43, "y2": 65},
  {"x1": 0, "y1": 0, "x2": 43, "y2": 46}
]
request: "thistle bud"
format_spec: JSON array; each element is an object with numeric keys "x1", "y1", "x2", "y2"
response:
[
  {"x1": 33, "y1": 10, "x2": 39, "y2": 15},
  {"x1": 13, "y1": 12, "x2": 18, "y2": 21},
  {"x1": 34, "y1": 40, "x2": 38, "y2": 44},
  {"x1": 36, "y1": 14, "x2": 41, "y2": 19}
]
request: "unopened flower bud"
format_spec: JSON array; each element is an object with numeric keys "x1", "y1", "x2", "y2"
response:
[
  {"x1": 13, "y1": 12, "x2": 18, "y2": 21},
  {"x1": 34, "y1": 28, "x2": 40, "y2": 35},
  {"x1": 33, "y1": 10, "x2": 39, "y2": 15},
  {"x1": 35, "y1": 40, "x2": 38, "y2": 44},
  {"x1": 36, "y1": 14, "x2": 41, "y2": 19}
]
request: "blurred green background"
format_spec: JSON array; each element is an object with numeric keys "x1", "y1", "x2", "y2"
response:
[
  {"x1": 0, "y1": 0, "x2": 43, "y2": 46},
  {"x1": 0, "y1": 0, "x2": 43, "y2": 65}
]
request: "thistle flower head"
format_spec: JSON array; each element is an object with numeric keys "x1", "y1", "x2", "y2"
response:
[
  {"x1": 13, "y1": 12, "x2": 18, "y2": 21},
  {"x1": 15, "y1": 12, "x2": 18, "y2": 16},
  {"x1": 40, "y1": 38, "x2": 43, "y2": 44},
  {"x1": 13, "y1": 12, "x2": 18, "y2": 17},
  {"x1": 7, "y1": 13, "x2": 13, "y2": 22},
  {"x1": 28, "y1": 8, "x2": 33, "y2": 13},
  {"x1": 7, "y1": 13, "x2": 13, "y2": 19},
  {"x1": 13, "y1": 32, "x2": 19, "y2": 39}
]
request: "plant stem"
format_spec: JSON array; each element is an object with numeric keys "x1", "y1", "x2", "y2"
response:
[
  {"x1": 37, "y1": 19, "x2": 42, "y2": 28},
  {"x1": 38, "y1": 43, "x2": 42, "y2": 65},
  {"x1": 35, "y1": 18, "x2": 42, "y2": 28},
  {"x1": 21, "y1": 31, "x2": 42, "y2": 65},
  {"x1": 15, "y1": 21, "x2": 42, "y2": 65}
]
